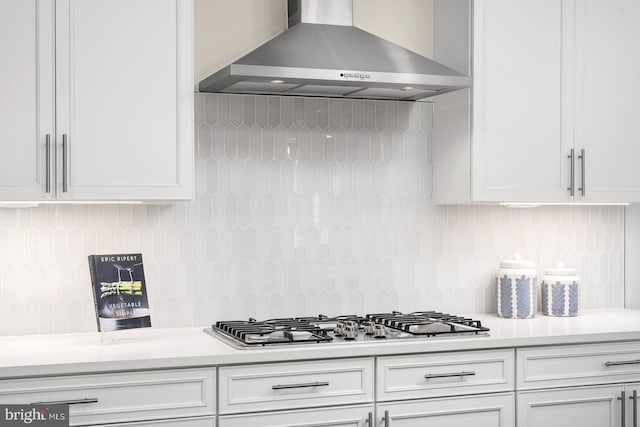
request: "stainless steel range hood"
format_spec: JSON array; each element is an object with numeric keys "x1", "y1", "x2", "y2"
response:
[{"x1": 199, "y1": 0, "x2": 471, "y2": 101}]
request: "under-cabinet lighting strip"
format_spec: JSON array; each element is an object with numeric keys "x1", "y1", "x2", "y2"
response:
[
  {"x1": 0, "y1": 201, "x2": 145, "y2": 208},
  {"x1": 501, "y1": 202, "x2": 630, "y2": 208}
]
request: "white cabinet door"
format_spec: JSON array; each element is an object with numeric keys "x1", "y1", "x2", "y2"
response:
[
  {"x1": 434, "y1": 0, "x2": 570, "y2": 204},
  {"x1": 55, "y1": 0, "x2": 193, "y2": 201},
  {"x1": 219, "y1": 405, "x2": 373, "y2": 427},
  {"x1": 377, "y1": 393, "x2": 514, "y2": 427},
  {"x1": 517, "y1": 385, "x2": 623, "y2": 427},
  {"x1": 572, "y1": 0, "x2": 640, "y2": 202},
  {"x1": 0, "y1": 0, "x2": 54, "y2": 200},
  {"x1": 471, "y1": 0, "x2": 568, "y2": 203}
]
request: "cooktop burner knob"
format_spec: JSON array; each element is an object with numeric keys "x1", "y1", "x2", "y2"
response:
[
  {"x1": 344, "y1": 321, "x2": 357, "y2": 329},
  {"x1": 363, "y1": 322, "x2": 375, "y2": 335},
  {"x1": 344, "y1": 325, "x2": 358, "y2": 340},
  {"x1": 373, "y1": 324, "x2": 387, "y2": 338}
]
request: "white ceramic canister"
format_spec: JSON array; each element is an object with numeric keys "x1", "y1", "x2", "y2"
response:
[
  {"x1": 541, "y1": 262, "x2": 580, "y2": 317},
  {"x1": 496, "y1": 253, "x2": 537, "y2": 319}
]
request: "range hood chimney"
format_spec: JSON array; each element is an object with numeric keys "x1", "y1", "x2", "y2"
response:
[{"x1": 199, "y1": 0, "x2": 471, "y2": 101}]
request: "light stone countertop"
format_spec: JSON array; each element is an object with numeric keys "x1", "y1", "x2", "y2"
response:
[{"x1": 2, "y1": 308, "x2": 640, "y2": 379}]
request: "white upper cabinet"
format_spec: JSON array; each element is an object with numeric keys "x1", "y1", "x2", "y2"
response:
[
  {"x1": 0, "y1": 0, "x2": 55, "y2": 200},
  {"x1": 55, "y1": 0, "x2": 193, "y2": 201},
  {"x1": 573, "y1": 0, "x2": 640, "y2": 202},
  {"x1": 471, "y1": 0, "x2": 567, "y2": 203},
  {"x1": 434, "y1": 0, "x2": 640, "y2": 204},
  {"x1": 0, "y1": 0, "x2": 193, "y2": 202}
]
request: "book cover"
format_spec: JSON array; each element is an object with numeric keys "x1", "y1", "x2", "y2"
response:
[{"x1": 88, "y1": 253, "x2": 151, "y2": 332}]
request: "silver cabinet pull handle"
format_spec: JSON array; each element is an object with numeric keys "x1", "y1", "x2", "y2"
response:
[
  {"x1": 620, "y1": 391, "x2": 627, "y2": 427},
  {"x1": 271, "y1": 381, "x2": 329, "y2": 390},
  {"x1": 30, "y1": 398, "x2": 98, "y2": 406},
  {"x1": 567, "y1": 148, "x2": 575, "y2": 197},
  {"x1": 425, "y1": 371, "x2": 476, "y2": 379},
  {"x1": 605, "y1": 360, "x2": 640, "y2": 367},
  {"x1": 62, "y1": 134, "x2": 69, "y2": 193},
  {"x1": 578, "y1": 148, "x2": 585, "y2": 197},
  {"x1": 45, "y1": 134, "x2": 51, "y2": 194},
  {"x1": 631, "y1": 390, "x2": 638, "y2": 427},
  {"x1": 367, "y1": 411, "x2": 373, "y2": 426},
  {"x1": 384, "y1": 410, "x2": 390, "y2": 427}
]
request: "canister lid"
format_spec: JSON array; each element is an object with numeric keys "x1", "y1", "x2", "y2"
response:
[
  {"x1": 545, "y1": 261, "x2": 577, "y2": 276},
  {"x1": 500, "y1": 253, "x2": 535, "y2": 269}
]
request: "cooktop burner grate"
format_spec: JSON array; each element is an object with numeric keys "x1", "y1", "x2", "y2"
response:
[
  {"x1": 213, "y1": 318, "x2": 334, "y2": 346},
  {"x1": 366, "y1": 311, "x2": 489, "y2": 336}
]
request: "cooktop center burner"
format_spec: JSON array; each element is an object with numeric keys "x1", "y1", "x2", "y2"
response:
[{"x1": 205, "y1": 311, "x2": 489, "y2": 349}]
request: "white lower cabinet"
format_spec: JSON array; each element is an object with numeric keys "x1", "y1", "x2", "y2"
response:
[
  {"x1": 94, "y1": 417, "x2": 215, "y2": 427},
  {"x1": 516, "y1": 342, "x2": 640, "y2": 427},
  {"x1": 0, "y1": 368, "x2": 216, "y2": 426},
  {"x1": 517, "y1": 385, "x2": 623, "y2": 427},
  {"x1": 217, "y1": 352, "x2": 514, "y2": 427},
  {"x1": 219, "y1": 404, "x2": 373, "y2": 427},
  {"x1": 21, "y1": 342, "x2": 640, "y2": 427},
  {"x1": 377, "y1": 392, "x2": 514, "y2": 427}
]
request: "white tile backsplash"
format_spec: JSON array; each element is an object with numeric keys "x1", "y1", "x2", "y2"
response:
[{"x1": 0, "y1": 93, "x2": 624, "y2": 336}]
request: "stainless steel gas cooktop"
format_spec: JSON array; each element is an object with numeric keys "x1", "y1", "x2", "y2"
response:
[{"x1": 204, "y1": 311, "x2": 489, "y2": 349}]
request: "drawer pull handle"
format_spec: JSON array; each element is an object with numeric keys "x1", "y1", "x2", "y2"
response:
[
  {"x1": 631, "y1": 390, "x2": 638, "y2": 427},
  {"x1": 45, "y1": 134, "x2": 51, "y2": 194},
  {"x1": 424, "y1": 371, "x2": 476, "y2": 379},
  {"x1": 30, "y1": 398, "x2": 99, "y2": 406},
  {"x1": 368, "y1": 411, "x2": 373, "y2": 426},
  {"x1": 62, "y1": 134, "x2": 69, "y2": 193},
  {"x1": 578, "y1": 148, "x2": 586, "y2": 197},
  {"x1": 384, "y1": 410, "x2": 390, "y2": 427},
  {"x1": 605, "y1": 360, "x2": 640, "y2": 367},
  {"x1": 567, "y1": 148, "x2": 575, "y2": 196},
  {"x1": 271, "y1": 381, "x2": 329, "y2": 390}
]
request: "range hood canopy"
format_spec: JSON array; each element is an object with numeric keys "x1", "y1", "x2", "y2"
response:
[{"x1": 199, "y1": 0, "x2": 470, "y2": 101}]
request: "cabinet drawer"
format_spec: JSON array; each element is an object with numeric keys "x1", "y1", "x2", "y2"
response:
[
  {"x1": 516, "y1": 385, "x2": 622, "y2": 427},
  {"x1": 0, "y1": 368, "x2": 215, "y2": 426},
  {"x1": 517, "y1": 341, "x2": 640, "y2": 389},
  {"x1": 218, "y1": 358, "x2": 374, "y2": 414},
  {"x1": 377, "y1": 349, "x2": 514, "y2": 401},
  {"x1": 219, "y1": 404, "x2": 373, "y2": 427},
  {"x1": 95, "y1": 417, "x2": 216, "y2": 427},
  {"x1": 378, "y1": 392, "x2": 515, "y2": 426}
]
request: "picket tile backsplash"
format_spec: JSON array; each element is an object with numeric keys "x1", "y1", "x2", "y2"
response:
[{"x1": 0, "y1": 94, "x2": 624, "y2": 336}]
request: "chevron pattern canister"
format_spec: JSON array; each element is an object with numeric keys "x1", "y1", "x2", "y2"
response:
[
  {"x1": 496, "y1": 254, "x2": 537, "y2": 319},
  {"x1": 497, "y1": 274, "x2": 537, "y2": 319},
  {"x1": 541, "y1": 262, "x2": 580, "y2": 317}
]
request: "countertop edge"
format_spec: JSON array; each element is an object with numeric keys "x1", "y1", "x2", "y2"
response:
[{"x1": 3, "y1": 317, "x2": 640, "y2": 380}]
